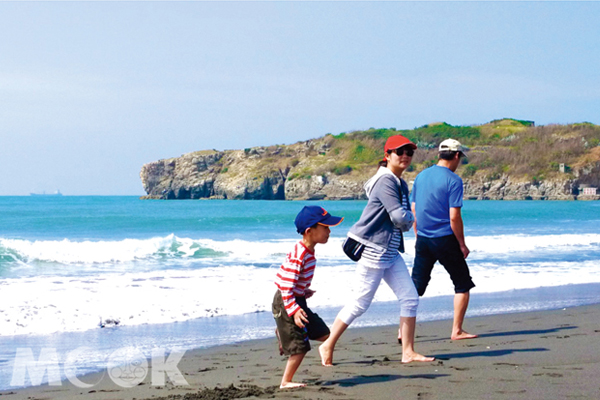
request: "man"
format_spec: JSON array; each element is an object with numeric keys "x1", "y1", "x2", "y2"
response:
[{"x1": 410, "y1": 138, "x2": 477, "y2": 340}]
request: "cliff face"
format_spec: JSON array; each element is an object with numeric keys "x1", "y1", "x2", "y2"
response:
[
  {"x1": 463, "y1": 177, "x2": 578, "y2": 200},
  {"x1": 140, "y1": 146, "x2": 600, "y2": 201},
  {"x1": 140, "y1": 139, "x2": 369, "y2": 200}
]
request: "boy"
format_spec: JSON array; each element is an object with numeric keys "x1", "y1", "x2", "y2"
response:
[{"x1": 273, "y1": 205, "x2": 343, "y2": 389}]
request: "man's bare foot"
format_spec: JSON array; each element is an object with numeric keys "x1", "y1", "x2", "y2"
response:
[
  {"x1": 401, "y1": 352, "x2": 435, "y2": 364},
  {"x1": 280, "y1": 382, "x2": 306, "y2": 389},
  {"x1": 318, "y1": 343, "x2": 333, "y2": 366},
  {"x1": 451, "y1": 331, "x2": 478, "y2": 340}
]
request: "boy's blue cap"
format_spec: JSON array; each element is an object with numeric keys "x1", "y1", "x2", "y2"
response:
[{"x1": 295, "y1": 206, "x2": 343, "y2": 234}]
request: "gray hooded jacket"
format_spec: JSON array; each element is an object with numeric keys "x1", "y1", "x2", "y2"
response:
[{"x1": 348, "y1": 167, "x2": 414, "y2": 253}]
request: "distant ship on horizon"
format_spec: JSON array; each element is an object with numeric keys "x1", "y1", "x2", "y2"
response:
[{"x1": 30, "y1": 190, "x2": 63, "y2": 197}]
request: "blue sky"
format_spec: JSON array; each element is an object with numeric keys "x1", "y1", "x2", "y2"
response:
[{"x1": 1, "y1": 1, "x2": 599, "y2": 195}]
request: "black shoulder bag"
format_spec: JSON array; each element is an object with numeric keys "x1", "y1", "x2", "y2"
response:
[{"x1": 342, "y1": 236, "x2": 365, "y2": 262}]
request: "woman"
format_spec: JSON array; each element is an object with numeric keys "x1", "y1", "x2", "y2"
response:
[{"x1": 319, "y1": 135, "x2": 434, "y2": 366}]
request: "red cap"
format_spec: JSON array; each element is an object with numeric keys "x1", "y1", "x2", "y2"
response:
[{"x1": 384, "y1": 135, "x2": 417, "y2": 152}]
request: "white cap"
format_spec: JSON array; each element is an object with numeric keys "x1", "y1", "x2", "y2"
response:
[{"x1": 439, "y1": 139, "x2": 468, "y2": 154}]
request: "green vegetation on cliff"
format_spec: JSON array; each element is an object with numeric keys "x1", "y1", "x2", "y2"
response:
[{"x1": 296, "y1": 119, "x2": 600, "y2": 183}]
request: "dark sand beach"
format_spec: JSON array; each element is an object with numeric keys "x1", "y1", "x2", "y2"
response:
[{"x1": 4, "y1": 304, "x2": 600, "y2": 400}]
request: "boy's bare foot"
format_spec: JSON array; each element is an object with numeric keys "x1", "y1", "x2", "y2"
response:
[
  {"x1": 280, "y1": 382, "x2": 306, "y2": 389},
  {"x1": 401, "y1": 352, "x2": 435, "y2": 364},
  {"x1": 318, "y1": 344, "x2": 333, "y2": 366},
  {"x1": 451, "y1": 331, "x2": 478, "y2": 340}
]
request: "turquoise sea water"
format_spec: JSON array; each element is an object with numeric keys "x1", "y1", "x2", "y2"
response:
[
  {"x1": 1, "y1": 197, "x2": 599, "y2": 389},
  {"x1": 3, "y1": 196, "x2": 599, "y2": 241}
]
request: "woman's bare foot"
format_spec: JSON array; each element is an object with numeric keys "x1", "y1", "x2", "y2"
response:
[
  {"x1": 451, "y1": 330, "x2": 478, "y2": 340},
  {"x1": 401, "y1": 351, "x2": 435, "y2": 364},
  {"x1": 280, "y1": 382, "x2": 306, "y2": 389},
  {"x1": 318, "y1": 343, "x2": 333, "y2": 366}
]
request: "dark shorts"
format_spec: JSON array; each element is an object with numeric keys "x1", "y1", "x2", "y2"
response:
[
  {"x1": 272, "y1": 291, "x2": 330, "y2": 356},
  {"x1": 412, "y1": 234, "x2": 475, "y2": 296}
]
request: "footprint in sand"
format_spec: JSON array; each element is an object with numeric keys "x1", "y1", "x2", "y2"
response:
[
  {"x1": 496, "y1": 389, "x2": 527, "y2": 394},
  {"x1": 533, "y1": 372, "x2": 563, "y2": 378}
]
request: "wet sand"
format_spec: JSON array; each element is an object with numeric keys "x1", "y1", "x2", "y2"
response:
[{"x1": 4, "y1": 304, "x2": 600, "y2": 400}]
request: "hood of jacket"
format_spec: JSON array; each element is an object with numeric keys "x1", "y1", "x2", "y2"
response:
[{"x1": 363, "y1": 167, "x2": 401, "y2": 198}]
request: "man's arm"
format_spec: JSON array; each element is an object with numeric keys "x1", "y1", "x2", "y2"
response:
[{"x1": 450, "y1": 207, "x2": 469, "y2": 259}]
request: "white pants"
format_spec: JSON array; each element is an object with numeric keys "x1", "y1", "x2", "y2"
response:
[{"x1": 337, "y1": 255, "x2": 419, "y2": 325}]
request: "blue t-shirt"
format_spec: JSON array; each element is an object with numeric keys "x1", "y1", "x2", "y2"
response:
[{"x1": 410, "y1": 165, "x2": 463, "y2": 238}]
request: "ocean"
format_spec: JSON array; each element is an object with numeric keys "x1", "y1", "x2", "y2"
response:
[{"x1": 1, "y1": 196, "x2": 600, "y2": 389}]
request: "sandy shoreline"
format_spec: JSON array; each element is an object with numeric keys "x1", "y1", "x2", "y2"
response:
[{"x1": 4, "y1": 303, "x2": 600, "y2": 400}]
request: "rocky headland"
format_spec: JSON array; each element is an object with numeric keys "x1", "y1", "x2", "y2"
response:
[
  {"x1": 140, "y1": 119, "x2": 600, "y2": 201},
  {"x1": 140, "y1": 139, "x2": 367, "y2": 201}
]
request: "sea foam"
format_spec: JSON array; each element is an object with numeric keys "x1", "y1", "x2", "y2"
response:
[{"x1": 0, "y1": 232, "x2": 599, "y2": 336}]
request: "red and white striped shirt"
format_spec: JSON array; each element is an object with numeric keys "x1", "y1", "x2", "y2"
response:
[{"x1": 274, "y1": 241, "x2": 316, "y2": 317}]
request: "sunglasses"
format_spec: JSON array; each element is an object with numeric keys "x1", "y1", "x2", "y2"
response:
[{"x1": 389, "y1": 147, "x2": 414, "y2": 157}]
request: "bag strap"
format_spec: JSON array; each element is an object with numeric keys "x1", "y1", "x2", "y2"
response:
[{"x1": 398, "y1": 179, "x2": 409, "y2": 253}]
